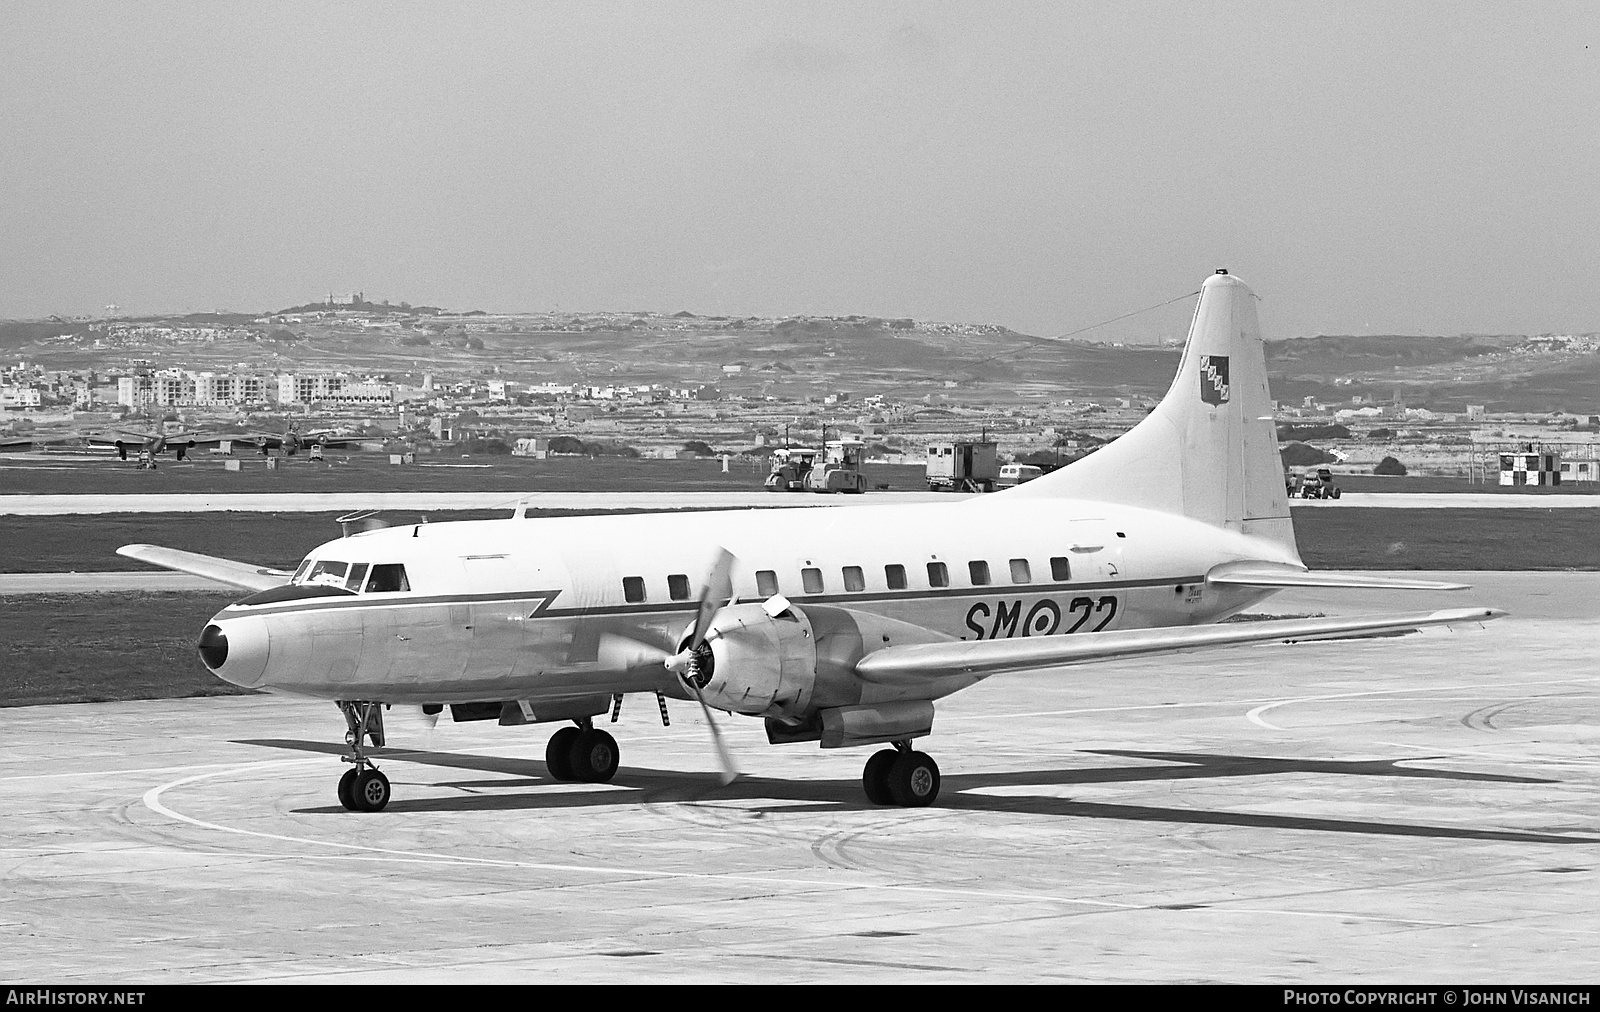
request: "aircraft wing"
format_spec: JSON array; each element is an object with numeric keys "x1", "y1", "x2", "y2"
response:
[
  {"x1": 117, "y1": 544, "x2": 293, "y2": 592},
  {"x1": 853, "y1": 607, "x2": 1505, "y2": 686},
  {"x1": 1206, "y1": 561, "x2": 1468, "y2": 591}
]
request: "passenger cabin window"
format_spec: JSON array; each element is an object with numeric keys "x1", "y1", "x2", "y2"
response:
[
  {"x1": 1050, "y1": 556, "x2": 1071, "y2": 581},
  {"x1": 668, "y1": 574, "x2": 691, "y2": 601},
  {"x1": 885, "y1": 564, "x2": 907, "y2": 590},
  {"x1": 1009, "y1": 559, "x2": 1031, "y2": 584},
  {"x1": 842, "y1": 566, "x2": 865, "y2": 592},
  {"x1": 305, "y1": 560, "x2": 349, "y2": 588},
  {"x1": 927, "y1": 561, "x2": 948, "y2": 588},
  {"x1": 345, "y1": 563, "x2": 370, "y2": 592},
  {"x1": 969, "y1": 560, "x2": 991, "y2": 586},
  {"x1": 622, "y1": 576, "x2": 647, "y2": 603},
  {"x1": 365, "y1": 564, "x2": 410, "y2": 593},
  {"x1": 801, "y1": 567, "x2": 824, "y2": 594},
  {"x1": 756, "y1": 570, "x2": 779, "y2": 597}
]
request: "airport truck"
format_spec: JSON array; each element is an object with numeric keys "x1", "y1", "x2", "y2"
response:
[
  {"x1": 926, "y1": 440, "x2": 998, "y2": 492},
  {"x1": 765, "y1": 440, "x2": 867, "y2": 493}
]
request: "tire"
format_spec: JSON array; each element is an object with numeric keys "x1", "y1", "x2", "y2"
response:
[
  {"x1": 862, "y1": 750, "x2": 899, "y2": 805},
  {"x1": 886, "y1": 751, "x2": 941, "y2": 808},
  {"x1": 337, "y1": 768, "x2": 358, "y2": 810},
  {"x1": 546, "y1": 726, "x2": 580, "y2": 781},
  {"x1": 568, "y1": 728, "x2": 619, "y2": 783},
  {"x1": 1331, "y1": 488, "x2": 1341, "y2": 499},
  {"x1": 353, "y1": 769, "x2": 391, "y2": 812}
]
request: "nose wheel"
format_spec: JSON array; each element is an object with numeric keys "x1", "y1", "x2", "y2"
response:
[
  {"x1": 862, "y1": 743, "x2": 940, "y2": 807},
  {"x1": 335, "y1": 701, "x2": 391, "y2": 811}
]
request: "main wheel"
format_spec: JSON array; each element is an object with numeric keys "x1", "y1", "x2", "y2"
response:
[
  {"x1": 568, "y1": 728, "x2": 619, "y2": 783},
  {"x1": 886, "y1": 751, "x2": 941, "y2": 807},
  {"x1": 337, "y1": 768, "x2": 358, "y2": 810},
  {"x1": 352, "y1": 769, "x2": 391, "y2": 812},
  {"x1": 546, "y1": 726, "x2": 580, "y2": 781},
  {"x1": 862, "y1": 750, "x2": 899, "y2": 805},
  {"x1": 1331, "y1": 487, "x2": 1342, "y2": 499}
]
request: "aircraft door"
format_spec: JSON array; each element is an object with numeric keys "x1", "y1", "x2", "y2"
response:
[{"x1": 1063, "y1": 520, "x2": 1125, "y2": 633}]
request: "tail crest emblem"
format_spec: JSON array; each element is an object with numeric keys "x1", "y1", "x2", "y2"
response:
[{"x1": 1200, "y1": 355, "x2": 1230, "y2": 405}]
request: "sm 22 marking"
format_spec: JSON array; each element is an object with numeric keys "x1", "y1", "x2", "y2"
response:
[{"x1": 965, "y1": 596, "x2": 1118, "y2": 640}]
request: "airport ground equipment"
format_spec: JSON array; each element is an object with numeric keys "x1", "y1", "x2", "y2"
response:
[
  {"x1": 764, "y1": 446, "x2": 819, "y2": 491},
  {"x1": 996, "y1": 463, "x2": 1043, "y2": 488},
  {"x1": 926, "y1": 440, "x2": 998, "y2": 492},
  {"x1": 1289, "y1": 466, "x2": 1342, "y2": 499},
  {"x1": 803, "y1": 439, "x2": 867, "y2": 493}
]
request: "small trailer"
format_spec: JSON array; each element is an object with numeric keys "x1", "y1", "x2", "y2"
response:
[{"x1": 926, "y1": 440, "x2": 998, "y2": 492}]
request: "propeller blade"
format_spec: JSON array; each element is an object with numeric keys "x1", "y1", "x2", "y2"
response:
[
  {"x1": 686, "y1": 679, "x2": 739, "y2": 786},
  {"x1": 689, "y1": 547, "x2": 736, "y2": 649}
]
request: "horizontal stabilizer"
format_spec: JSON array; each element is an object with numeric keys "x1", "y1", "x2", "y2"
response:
[
  {"x1": 1206, "y1": 561, "x2": 1468, "y2": 592},
  {"x1": 117, "y1": 544, "x2": 291, "y2": 593},
  {"x1": 853, "y1": 608, "x2": 1505, "y2": 685}
]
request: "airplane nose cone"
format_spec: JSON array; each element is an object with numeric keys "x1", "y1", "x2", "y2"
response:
[{"x1": 198, "y1": 614, "x2": 270, "y2": 687}]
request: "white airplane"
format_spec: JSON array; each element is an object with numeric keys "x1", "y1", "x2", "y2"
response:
[{"x1": 120, "y1": 271, "x2": 1502, "y2": 813}]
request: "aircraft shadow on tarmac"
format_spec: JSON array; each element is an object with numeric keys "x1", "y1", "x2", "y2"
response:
[{"x1": 239, "y1": 737, "x2": 1593, "y2": 846}]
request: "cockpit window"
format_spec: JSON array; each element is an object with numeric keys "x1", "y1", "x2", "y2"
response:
[
  {"x1": 344, "y1": 563, "x2": 370, "y2": 592},
  {"x1": 365, "y1": 563, "x2": 411, "y2": 593},
  {"x1": 304, "y1": 560, "x2": 349, "y2": 588},
  {"x1": 291, "y1": 560, "x2": 313, "y2": 583}
]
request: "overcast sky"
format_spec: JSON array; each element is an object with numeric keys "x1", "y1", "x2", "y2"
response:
[{"x1": 3, "y1": 1, "x2": 1596, "y2": 340}]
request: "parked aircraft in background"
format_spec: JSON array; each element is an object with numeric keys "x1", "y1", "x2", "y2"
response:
[
  {"x1": 225, "y1": 421, "x2": 358, "y2": 457},
  {"x1": 122, "y1": 271, "x2": 1502, "y2": 814},
  {"x1": 85, "y1": 426, "x2": 215, "y2": 465}
]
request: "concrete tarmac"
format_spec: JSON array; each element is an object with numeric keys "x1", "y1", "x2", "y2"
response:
[{"x1": 2, "y1": 572, "x2": 1596, "y2": 983}]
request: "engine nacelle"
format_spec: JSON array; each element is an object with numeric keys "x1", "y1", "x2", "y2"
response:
[
  {"x1": 682, "y1": 599, "x2": 959, "y2": 719},
  {"x1": 690, "y1": 602, "x2": 818, "y2": 718}
]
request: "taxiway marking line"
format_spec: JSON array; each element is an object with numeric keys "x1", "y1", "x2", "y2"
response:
[
  {"x1": 1243, "y1": 676, "x2": 1600, "y2": 731},
  {"x1": 138, "y1": 759, "x2": 1467, "y2": 928},
  {"x1": 945, "y1": 674, "x2": 1600, "y2": 727}
]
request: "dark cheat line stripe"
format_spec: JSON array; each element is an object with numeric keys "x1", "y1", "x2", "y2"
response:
[{"x1": 222, "y1": 575, "x2": 1211, "y2": 620}]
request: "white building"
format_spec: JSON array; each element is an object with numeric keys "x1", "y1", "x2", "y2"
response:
[
  {"x1": 278, "y1": 373, "x2": 347, "y2": 405},
  {"x1": 117, "y1": 375, "x2": 153, "y2": 408},
  {"x1": 0, "y1": 384, "x2": 42, "y2": 409}
]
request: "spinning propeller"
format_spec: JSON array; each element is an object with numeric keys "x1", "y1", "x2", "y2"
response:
[{"x1": 663, "y1": 548, "x2": 741, "y2": 786}]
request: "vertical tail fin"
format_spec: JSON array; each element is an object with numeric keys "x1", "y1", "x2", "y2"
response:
[{"x1": 1006, "y1": 270, "x2": 1298, "y2": 559}]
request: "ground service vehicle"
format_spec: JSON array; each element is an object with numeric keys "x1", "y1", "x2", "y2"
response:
[
  {"x1": 926, "y1": 440, "x2": 998, "y2": 492},
  {"x1": 804, "y1": 439, "x2": 867, "y2": 493},
  {"x1": 764, "y1": 447, "x2": 818, "y2": 491},
  {"x1": 996, "y1": 463, "x2": 1044, "y2": 488},
  {"x1": 1292, "y1": 466, "x2": 1342, "y2": 499}
]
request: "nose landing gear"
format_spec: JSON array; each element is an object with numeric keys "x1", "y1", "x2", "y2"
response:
[
  {"x1": 336, "y1": 701, "x2": 391, "y2": 812},
  {"x1": 862, "y1": 741, "x2": 940, "y2": 807}
]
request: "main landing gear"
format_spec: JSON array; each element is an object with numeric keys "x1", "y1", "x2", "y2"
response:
[
  {"x1": 336, "y1": 701, "x2": 391, "y2": 812},
  {"x1": 544, "y1": 718, "x2": 620, "y2": 783},
  {"x1": 862, "y1": 742, "x2": 940, "y2": 807}
]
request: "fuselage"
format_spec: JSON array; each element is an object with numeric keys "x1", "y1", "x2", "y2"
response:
[{"x1": 199, "y1": 494, "x2": 1296, "y2": 705}]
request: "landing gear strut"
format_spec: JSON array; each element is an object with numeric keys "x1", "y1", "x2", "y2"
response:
[
  {"x1": 544, "y1": 718, "x2": 620, "y2": 783},
  {"x1": 336, "y1": 701, "x2": 391, "y2": 812},
  {"x1": 862, "y1": 741, "x2": 940, "y2": 807}
]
